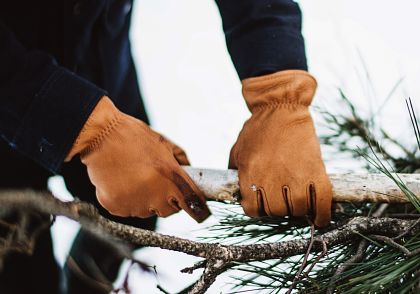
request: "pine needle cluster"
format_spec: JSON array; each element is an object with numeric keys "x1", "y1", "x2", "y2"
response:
[{"x1": 203, "y1": 93, "x2": 420, "y2": 293}]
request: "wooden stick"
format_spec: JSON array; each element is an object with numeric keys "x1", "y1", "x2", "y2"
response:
[{"x1": 182, "y1": 167, "x2": 420, "y2": 203}]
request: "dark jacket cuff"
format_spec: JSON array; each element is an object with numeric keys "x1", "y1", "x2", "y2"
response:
[
  {"x1": 227, "y1": 27, "x2": 307, "y2": 80},
  {"x1": 12, "y1": 66, "x2": 106, "y2": 173}
]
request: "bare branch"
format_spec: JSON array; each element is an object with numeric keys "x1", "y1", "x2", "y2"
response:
[
  {"x1": 369, "y1": 235, "x2": 420, "y2": 257},
  {"x1": 183, "y1": 167, "x2": 420, "y2": 204},
  {"x1": 0, "y1": 190, "x2": 419, "y2": 294},
  {"x1": 181, "y1": 260, "x2": 207, "y2": 274}
]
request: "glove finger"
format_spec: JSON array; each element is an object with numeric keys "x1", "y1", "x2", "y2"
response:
[
  {"x1": 237, "y1": 170, "x2": 265, "y2": 217},
  {"x1": 312, "y1": 176, "x2": 333, "y2": 227},
  {"x1": 156, "y1": 133, "x2": 191, "y2": 165},
  {"x1": 260, "y1": 183, "x2": 288, "y2": 217},
  {"x1": 150, "y1": 192, "x2": 180, "y2": 218},
  {"x1": 96, "y1": 188, "x2": 126, "y2": 217},
  {"x1": 169, "y1": 142, "x2": 190, "y2": 166},
  {"x1": 287, "y1": 184, "x2": 309, "y2": 217},
  {"x1": 168, "y1": 167, "x2": 211, "y2": 222},
  {"x1": 96, "y1": 188, "x2": 155, "y2": 218}
]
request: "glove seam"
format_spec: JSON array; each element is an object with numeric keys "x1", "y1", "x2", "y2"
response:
[
  {"x1": 72, "y1": 117, "x2": 94, "y2": 149},
  {"x1": 81, "y1": 113, "x2": 123, "y2": 156},
  {"x1": 251, "y1": 101, "x2": 307, "y2": 112}
]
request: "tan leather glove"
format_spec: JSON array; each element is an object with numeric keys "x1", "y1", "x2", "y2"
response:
[
  {"x1": 66, "y1": 96, "x2": 210, "y2": 222},
  {"x1": 229, "y1": 70, "x2": 332, "y2": 227}
]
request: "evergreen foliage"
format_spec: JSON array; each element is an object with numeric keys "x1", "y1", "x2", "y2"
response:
[{"x1": 203, "y1": 94, "x2": 420, "y2": 293}]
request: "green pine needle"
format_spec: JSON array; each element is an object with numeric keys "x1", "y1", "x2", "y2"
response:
[{"x1": 200, "y1": 92, "x2": 420, "y2": 293}]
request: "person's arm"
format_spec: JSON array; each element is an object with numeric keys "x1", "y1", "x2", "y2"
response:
[
  {"x1": 0, "y1": 23, "x2": 210, "y2": 222},
  {"x1": 216, "y1": 0, "x2": 332, "y2": 227},
  {"x1": 0, "y1": 23, "x2": 105, "y2": 173},
  {"x1": 215, "y1": 0, "x2": 307, "y2": 79}
]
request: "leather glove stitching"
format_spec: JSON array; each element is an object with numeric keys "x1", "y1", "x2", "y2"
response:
[
  {"x1": 251, "y1": 102, "x2": 307, "y2": 113},
  {"x1": 82, "y1": 113, "x2": 123, "y2": 156}
]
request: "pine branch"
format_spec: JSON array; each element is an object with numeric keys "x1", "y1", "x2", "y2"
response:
[
  {"x1": 326, "y1": 203, "x2": 388, "y2": 294},
  {"x1": 0, "y1": 190, "x2": 419, "y2": 293}
]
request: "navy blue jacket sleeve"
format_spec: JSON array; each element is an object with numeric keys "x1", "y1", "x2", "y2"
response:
[
  {"x1": 215, "y1": 0, "x2": 307, "y2": 80},
  {"x1": 0, "y1": 23, "x2": 106, "y2": 173}
]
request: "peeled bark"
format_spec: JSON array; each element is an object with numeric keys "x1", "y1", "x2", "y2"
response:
[{"x1": 183, "y1": 167, "x2": 420, "y2": 203}]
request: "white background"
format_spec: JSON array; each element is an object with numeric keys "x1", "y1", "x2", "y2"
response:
[{"x1": 50, "y1": 0, "x2": 420, "y2": 293}]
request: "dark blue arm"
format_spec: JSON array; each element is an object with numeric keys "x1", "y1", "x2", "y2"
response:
[
  {"x1": 0, "y1": 23, "x2": 106, "y2": 173},
  {"x1": 215, "y1": 0, "x2": 307, "y2": 80}
]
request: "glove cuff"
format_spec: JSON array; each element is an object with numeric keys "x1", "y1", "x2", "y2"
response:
[
  {"x1": 65, "y1": 96, "x2": 122, "y2": 161},
  {"x1": 241, "y1": 70, "x2": 317, "y2": 112}
]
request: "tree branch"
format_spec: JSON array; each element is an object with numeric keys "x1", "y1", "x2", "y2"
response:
[
  {"x1": 183, "y1": 167, "x2": 420, "y2": 204},
  {"x1": 0, "y1": 190, "x2": 419, "y2": 294},
  {"x1": 326, "y1": 203, "x2": 389, "y2": 294}
]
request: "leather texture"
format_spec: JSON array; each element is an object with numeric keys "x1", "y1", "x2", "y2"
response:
[
  {"x1": 229, "y1": 70, "x2": 332, "y2": 227},
  {"x1": 66, "y1": 96, "x2": 210, "y2": 223}
]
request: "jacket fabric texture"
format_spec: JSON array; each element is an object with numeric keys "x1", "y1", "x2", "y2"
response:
[{"x1": 0, "y1": 0, "x2": 307, "y2": 173}]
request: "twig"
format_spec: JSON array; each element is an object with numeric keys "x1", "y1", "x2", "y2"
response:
[
  {"x1": 369, "y1": 235, "x2": 411, "y2": 255},
  {"x1": 189, "y1": 260, "x2": 227, "y2": 293},
  {"x1": 326, "y1": 203, "x2": 389, "y2": 294},
  {"x1": 326, "y1": 239, "x2": 368, "y2": 294},
  {"x1": 304, "y1": 238, "x2": 328, "y2": 276},
  {"x1": 369, "y1": 235, "x2": 420, "y2": 257},
  {"x1": 181, "y1": 260, "x2": 207, "y2": 274},
  {"x1": 156, "y1": 284, "x2": 171, "y2": 294},
  {"x1": 286, "y1": 220, "x2": 316, "y2": 294}
]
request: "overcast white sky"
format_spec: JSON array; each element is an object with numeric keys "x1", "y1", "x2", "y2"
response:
[{"x1": 51, "y1": 1, "x2": 420, "y2": 293}]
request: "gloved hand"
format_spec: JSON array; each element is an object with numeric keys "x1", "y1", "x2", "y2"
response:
[
  {"x1": 229, "y1": 70, "x2": 332, "y2": 227},
  {"x1": 65, "y1": 97, "x2": 210, "y2": 222}
]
